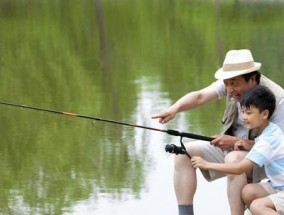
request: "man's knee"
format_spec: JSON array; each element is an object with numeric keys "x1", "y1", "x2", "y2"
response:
[
  {"x1": 175, "y1": 153, "x2": 190, "y2": 164},
  {"x1": 174, "y1": 153, "x2": 193, "y2": 172},
  {"x1": 225, "y1": 151, "x2": 247, "y2": 164},
  {"x1": 185, "y1": 141, "x2": 206, "y2": 157},
  {"x1": 174, "y1": 143, "x2": 201, "y2": 170}
]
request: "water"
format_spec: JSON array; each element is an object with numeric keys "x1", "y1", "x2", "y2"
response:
[{"x1": 1, "y1": 1, "x2": 284, "y2": 214}]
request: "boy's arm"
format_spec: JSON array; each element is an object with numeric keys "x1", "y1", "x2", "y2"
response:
[{"x1": 191, "y1": 156, "x2": 254, "y2": 175}]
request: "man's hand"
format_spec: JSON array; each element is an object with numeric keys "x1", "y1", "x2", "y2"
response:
[
  {"x1": 152, "y1": 107, "x2": 177, "y2": 124},
  {"x1": 191, "y1": 156, "x2": 209, "y2": 170},
  {"x1": 210, "y1": 134, "x2": 238, "y2": 150}
]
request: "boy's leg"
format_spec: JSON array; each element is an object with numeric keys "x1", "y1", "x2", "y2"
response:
[
  {"x1": 250, "y1": 197, "x2": 277, "y2": 215},
  {"x1": 267, "y1": 190, "x2": 284, "y2": 214},
  {"x1": 242, "y1": 182, "x2": 280, "y2": 214},
  {"x1": 241, "y1": 183, "x2": 269, "y2": 207}
]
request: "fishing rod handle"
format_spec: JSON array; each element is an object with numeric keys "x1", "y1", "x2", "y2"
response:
[{"x1": 166, "y1": 129, "x2": 214, "y2": 142}]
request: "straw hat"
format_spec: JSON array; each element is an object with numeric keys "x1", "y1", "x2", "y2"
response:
[{"x1": 215, "y1": 49, "x2": 261, "y2": 80}]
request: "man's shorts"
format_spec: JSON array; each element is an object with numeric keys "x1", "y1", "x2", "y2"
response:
[
  {"x1": 261, "y1": 182, "x2": 284, "y2": 214},
  {"x1": 186, "y1": 140, "x2": 266, "y2": 182}
]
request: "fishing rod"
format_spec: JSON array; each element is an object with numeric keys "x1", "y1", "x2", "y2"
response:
[{"x1": 0, "y1": 101, "x2": 214, "y2": 158}]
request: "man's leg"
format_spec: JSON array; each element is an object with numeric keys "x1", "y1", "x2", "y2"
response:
[
  {"x1": 174, "y1": 141, "x2": 225, "y2": 215},
  {"x1": 174, "y1": 154, "x2": 196, "y2": 215},
  {"x1": 225, "y1": 151, "x2": 249, "y2": 215}
]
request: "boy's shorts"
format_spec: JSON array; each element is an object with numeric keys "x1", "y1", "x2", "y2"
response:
[
  {"x1": 187, "y1": 140, "x2": 266, "y2": 182},
  {"x1": 261, "y1": 182, "x2": 284, "y2": 214}
]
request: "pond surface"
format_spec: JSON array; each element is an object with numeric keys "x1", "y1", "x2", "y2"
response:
[{"x1": 1, "y1": 1, "x2": 284, "y2": 214}]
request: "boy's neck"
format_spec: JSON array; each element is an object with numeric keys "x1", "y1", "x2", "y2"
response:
[{"x1": 256, "y1": 121, "x2": 270, "y2": 136}]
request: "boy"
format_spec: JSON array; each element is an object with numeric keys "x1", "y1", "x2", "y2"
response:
[{"x1": 191, "y1": 85, "x2": 284, "y2": 214}]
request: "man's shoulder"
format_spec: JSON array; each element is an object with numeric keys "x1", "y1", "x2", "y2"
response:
[
  {"x1": 260, "y1": 75, "x2": 284, "y2": 102},
  {"x1": 260, "y1": 75, "x2": 284, "y2": 90}
]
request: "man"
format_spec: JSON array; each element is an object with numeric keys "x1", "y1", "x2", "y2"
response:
[{"x1": 152, "y1": 49, "x2": 284, "y2": 215}]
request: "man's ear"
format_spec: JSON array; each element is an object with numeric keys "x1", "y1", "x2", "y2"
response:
[{"x1": 249, "y1": 74, "x2": 257, "y2": 84}]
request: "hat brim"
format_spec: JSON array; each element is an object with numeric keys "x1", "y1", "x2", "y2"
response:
[{"x1": 214, "y1": 62, "x2": 261, "y2": 80}]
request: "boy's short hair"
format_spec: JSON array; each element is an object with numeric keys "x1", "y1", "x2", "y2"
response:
[{"x1": 240, "y1": 85, "x2": 276, "y2": 119}]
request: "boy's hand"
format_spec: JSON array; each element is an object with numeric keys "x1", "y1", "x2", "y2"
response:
[
  {"x1": 191, "y1": 156, "x2": 209, "y2": 170},
  {"x1": 234, "y1": 139, "x2": 252, "y2": 151}
]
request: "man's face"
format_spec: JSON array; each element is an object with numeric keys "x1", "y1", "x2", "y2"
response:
[{"x1": 223, "y1": 75, "x2": 256, "y2": 102}]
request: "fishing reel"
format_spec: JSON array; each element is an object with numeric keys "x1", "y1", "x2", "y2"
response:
[
  {"x1": 165, "y1": 137, "x2": 191, "y2": 159},
  {"x1": 165, "y1": 144, "x2": 186, "y2": 155}
]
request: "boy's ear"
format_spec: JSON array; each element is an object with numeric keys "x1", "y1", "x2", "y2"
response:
[{"x1": 262, "y1": 110, "x2": 269, "y2": 119}]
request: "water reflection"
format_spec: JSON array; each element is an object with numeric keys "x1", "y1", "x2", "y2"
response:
[
  {"x1": 91, "y1": 78, "x2": 227, "y2": 215},
  {"x1": 1, "y1": 1, "x2": 284, "y2": 215},
  {"x1": 89, "y1": 79, "x2": 178, "y2": 215}
]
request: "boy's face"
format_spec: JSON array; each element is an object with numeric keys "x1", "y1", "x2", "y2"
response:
[
  {"x1": 241, "y1": 106, "x2": 269, "y2": 130},
  {"x1": 223, "y1": 75, "x2": 256, "y2": 102}
]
